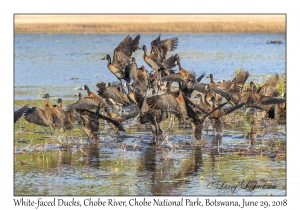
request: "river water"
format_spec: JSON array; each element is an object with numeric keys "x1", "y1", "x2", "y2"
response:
[{"x1": 14, "y1": 33, "x2": 285, "y2": 100}]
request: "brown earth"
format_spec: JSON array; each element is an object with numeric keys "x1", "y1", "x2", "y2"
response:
[{"x1": 14, "y1": 14, "x2": 286, "y2": 34}]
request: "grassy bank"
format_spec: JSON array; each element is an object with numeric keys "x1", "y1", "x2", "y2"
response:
[{"x1": 14, "y1": 15, "x2": 286, "y2": 34}]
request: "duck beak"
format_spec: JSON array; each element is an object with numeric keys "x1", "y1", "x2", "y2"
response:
[
  {"x1": 101, "y1": 57, "x2": 106, "y2": 60},
  {"x1": 139, "y1": 45, "x2": 143, "y2": 49}
]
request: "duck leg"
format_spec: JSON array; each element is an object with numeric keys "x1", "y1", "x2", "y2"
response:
[
  {"x1": 244, "y1": 107, "x2": 251, "y2": 115},
  {"x1": 166, "y1": 114, "x2": 175, "y2": 133},
  {"x1": 156, "y1": 71, "x2": 162, "y2": 94},
  {"x1": 150, "y1": 122, "x2": 157, "y2": 145},
  {"x1": 170, "y1": 115, "x2": 175, "y2": 132}
]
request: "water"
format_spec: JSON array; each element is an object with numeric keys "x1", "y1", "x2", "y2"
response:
[
  {"x1": 14, "y1": 33, "x2": 286, "y2": 196},
  {"x1": 14, "y1": 115, "x2": 286, "y2": 196},
  {"x1": 14, "y1": 33, "x2": 285, "y2": 100},
  {"x1": 14, "y1": 124, "x2": 286, "y2": 196}
]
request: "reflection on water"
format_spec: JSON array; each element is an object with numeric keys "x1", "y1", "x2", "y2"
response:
[{"x1": 14, "y1": 119, "x2": 286, "y2": 196}]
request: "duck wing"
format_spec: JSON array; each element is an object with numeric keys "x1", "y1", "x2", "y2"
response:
[
  {"x1": 146, "y1": 93, "x2": 181, "y2": 115},
  {"x1": 112, "y1": 50, "x2": 130, "y2": 70},
  {"x1": 161, "y1": 73, "x2": 185, "y2": 83},
  {"x1": 164, "y1": 53, "x2": 180, "y2": 69},
  {"x1": 193, "y1": 83, "x2": 210, "y2": 94},
  {"x1": 230, "y1": 69, "x2": 250, "y2": 92},
  {"x1": 24, "y1": 107, "x2": 52, "y2": 127},
  {"x1": 160, "y1": 36, "x2": 179, "y2": 54},
  {"x1": 125, "y1": 62, "x2": 138, "y2": 83},
  {"x1": 98, "y1": 86, "x2": 123, "y2": 104},
  {"x1": 197, "y1": 73, "x2": 206, "y2": 83},
  {"x1": 68, "y1": 97, "x2": 107, "y2": 110},
  {"x1": 258, "y1": 74, "x2": 279, "y2": 97},
  {"x1": 115, "y1": 34, "x2": 140, "y2": 57},
  {"x1": 14, "y1": 104, "x2": 29, "y2": 123},
  {"x1": 211, "y1": 87, "x2": 241, "y2": 104},
  {"x1": 260, "y1": 96, "x2": 286, "y2": 105}
]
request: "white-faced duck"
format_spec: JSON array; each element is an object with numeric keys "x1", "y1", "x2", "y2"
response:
[
  {"x1": 102, "y1": 34, "x2": 140, "y2": 84},
  {"x1": 162, "y1": 60, "x2": 197, "y2": 84},
  {"x1": 76, "y1": 108, "x2": 101, "y2": 141},
  {"x1": 206, "y1": 73, "x2": 217, "y2": 88},
  {"x1": 144, "y1": 91, "x2": 191, "y2": 143},
  {"x1": 200, "y1": 96, "x2": 244, "y2": 137},
  {"x1": 267, "y1": 94, "x2": 286, "y2": 125},
  {"x1": 228, "y1": 69, "x2": 250, "y2": 92},
  {"x1": 207, "y1": 96, "x2": 244, "y2": 120},
  {"x1": 103, "y1": 107, "x2": 139, "y2": 135},
  {"x1": 139, "y1": 96, "x2": 164, "y2": 144},
  {"x1": 139, "y1": 34, "x2": 178, "y2": 72},
  {"x1": 124, "y1": 57, "x2": 138, "y2": 85},
  {"x1": 24, "y1": 94, "x2": 65, "y2": 130},
  {"x1": 76, "y1": 103, "x2": 125, "y2": 140},
  {"x1": 125, "y1": 58, "x2": 150, "y2": 95},
  {"x1": 68, "y1": 85, "x2": 109, "y2": 111},
  {"x1": 54, "y1": 99, "x2": 73, "y2": 130},
  {"x1": 96, "y1": 82, "x2": 130, "y2": 108},
  {"x1": 189, "y1": 73, "x2": 210, "y2": 96},
  {"x1": 207, "y1": 69, "x2": 250, "y2": 94},
  {"x1": 161, "y1": 60, "x2": 198, "y2": 96},
  {"x1": 211, "y1": 81, "x2": 286, "y2": 110},
  {"x1": 58, "y1": 98, "x2": 83, "y2": 127},
  {"x1": 194, "y1": 94, "x2": 212, "y2": 114},
  {"x1": 275, "y1": 101, "x2": 286, "y2": 124},
  {"x1": 183, "y1": 95, "x2": 233, "y2": 140},
  {"x1": 257, "y1": 74, "x2": 279, "y2": 97},
  {"x1": 146, "y1": 91, "x2": 188, "y2": 123}
]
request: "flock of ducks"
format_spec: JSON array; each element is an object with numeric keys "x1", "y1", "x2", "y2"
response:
[{"x1": 14, "y1": 34, "x2": 286, "y2": 145}]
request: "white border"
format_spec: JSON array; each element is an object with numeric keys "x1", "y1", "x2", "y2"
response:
[{"x1": 4, "y1": 0, "x2": 296, "y2": 209}]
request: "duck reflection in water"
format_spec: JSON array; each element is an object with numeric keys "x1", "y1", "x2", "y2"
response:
[
  {"x1": 138, "y1": 145, "x2": 203, "y2": 195},
  {"x1": 246, "y1": 121, "x2": 258, "y2": 147},
  {"x1": 80, "y1": 143, "x2": 100, "y2": 167}
]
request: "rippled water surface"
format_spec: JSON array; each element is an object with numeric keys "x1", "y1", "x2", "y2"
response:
[
  {"x1": 14, "y1": 33, "x2": 286, "y2": 196},
  {"x1": 14, "y1": 33, "x2": 285, "y2": 100}
]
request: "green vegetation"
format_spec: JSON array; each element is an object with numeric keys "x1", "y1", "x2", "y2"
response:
[{"x1": 275, "y1": 73, "x2": 286, "y2": 97}]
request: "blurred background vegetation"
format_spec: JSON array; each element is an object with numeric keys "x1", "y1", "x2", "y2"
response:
[{"x1": 14, "y1": 15, "x2": 286, "y2": 34}]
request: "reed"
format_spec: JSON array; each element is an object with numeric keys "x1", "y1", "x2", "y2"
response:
[{"x1": 14, "y1": 15, "x2": 286, "y2": 34}]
